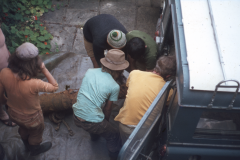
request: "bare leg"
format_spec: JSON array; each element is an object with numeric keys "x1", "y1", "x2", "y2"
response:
[
  {"x1": 0, "y1": 105, "x2": 16, "y2": 126},
  {"x1": 83, "y1": 36, "x2": 99, "y2": 68}
]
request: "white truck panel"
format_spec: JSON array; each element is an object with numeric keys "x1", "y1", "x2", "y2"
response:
[
  {"x1": 180, "y1": 0, "x2": 240, "y2": 92},
  {"x1": 210, "y1": 0, "x2": 240, "y2": 86}
]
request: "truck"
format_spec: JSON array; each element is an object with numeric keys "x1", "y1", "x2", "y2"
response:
[{"x1": 118, "y1": 0, "x2": 240, "y2": 159}]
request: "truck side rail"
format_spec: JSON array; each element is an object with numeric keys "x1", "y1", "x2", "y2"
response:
[{"x1": 118, "y1": 80, "x2": 174, "y2": 160}]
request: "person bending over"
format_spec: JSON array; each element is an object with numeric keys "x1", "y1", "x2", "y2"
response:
[
  {"x1": 0, "y1": 42, "x2": 58, "y2": 156},
  {"x1": 83, "y1": 14, "x2": 127, "y2": 68},
  {"x1": 114, "y1": 55, "x2": 176, "y2": 144},
  {"x1": 126, "y1": 30, "x2": 158, "y2": 72},
  {"x1": 72, "y1": 49, "x2": 129, "y2": 160}
]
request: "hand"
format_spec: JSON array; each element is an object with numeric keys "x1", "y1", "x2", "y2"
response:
[
  {"x1": 127, "y1": 54, "x2": 135, "y2": 63},
  {"x1": 40, "y1": 62, "x2": 47, "y2": 72},
  {"x1": 37, "y1": 57, "x2": 45, "y2": 72},
  {"x1": 118, "y1": 84, "x2": 128, "y2": 99},
  {"x1": 127, "y1": 55, "x2": 136, "y2": 72}
]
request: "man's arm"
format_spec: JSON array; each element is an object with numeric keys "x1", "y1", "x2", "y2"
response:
[
  {"x1": 34, "y1": 63, "x2": 58, "y2": 93},
  {"x1": 126, "y1": 54, "x2": 136, "y2": 72},
  {"x1": 118, "y1": 84, "x2": 128, "y2": 99},
  {"x1": 90, "y1": 57, "x2": 99, "y2": 68},
  {"x1": 103, "y1": 100, "x2": 113, "y2": 121},
  {"x1": 145, "y1": 55, "x2": 157, "y2": 72}
]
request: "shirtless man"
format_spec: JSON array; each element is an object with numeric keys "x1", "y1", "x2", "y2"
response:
[{"x1": 0, "y1": 28, "x2": 16, "y2": 126}]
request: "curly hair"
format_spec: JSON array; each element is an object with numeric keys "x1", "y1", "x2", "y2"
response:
[
  {"x1": 8, "y1": 52, "x2": 42, "y2": 80},
  {"x1": 101, "y1": 65, "x2": 123, "y2": 81},
  {"x1": 154, "y1": 55, "x2": 176, "y2": 81}
]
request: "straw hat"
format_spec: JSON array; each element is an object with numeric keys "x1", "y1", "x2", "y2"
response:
[
  {"x1": 107, "y1": 30, "x2": 126, "y2": 49},
  {"x1": 100, "y1": 49, "x2": 129, "y2": 71},
  {"x1": 16, "y1": 42, "x2": 38, "y2": 59}
]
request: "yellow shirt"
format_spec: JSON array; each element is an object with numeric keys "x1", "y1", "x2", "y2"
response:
[{"x1": 114, "y1": 70, "x2": 172, "y2": 126}]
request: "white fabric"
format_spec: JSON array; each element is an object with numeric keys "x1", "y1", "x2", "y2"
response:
[{"x1": 16, "y1": 42, "x2": 38, "y2": 59}]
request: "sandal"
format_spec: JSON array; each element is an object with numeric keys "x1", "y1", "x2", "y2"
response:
[{"x1": 0, "y1": 119, "x2": 17, "y2": 127}]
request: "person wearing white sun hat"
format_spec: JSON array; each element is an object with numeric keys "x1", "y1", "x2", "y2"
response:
[
  {"x1": 83, "y1": 14, "x2": 127, "y2": 68},
  {"x1": 0, "y1": 42, "x2": 58, "y2": 156}
]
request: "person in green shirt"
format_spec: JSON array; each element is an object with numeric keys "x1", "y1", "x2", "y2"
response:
[{"x1": 126, "y1": 30, "x2": 158, "y2": 72}]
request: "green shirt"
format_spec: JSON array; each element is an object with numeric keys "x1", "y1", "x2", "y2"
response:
[{"x1": 126, "y1": 30, "x2": 158, "y2": 70}]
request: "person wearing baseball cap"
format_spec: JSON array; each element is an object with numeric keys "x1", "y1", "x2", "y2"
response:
[
  {"x1": 72, "y1": 49, "x2": 129, "y2": 160},
  {"x1": 0, "y1": 42, "x2": 58, "y2": 156},
  {"x1": 83, "y1": 14, "x2": 127, "y2": 68}
]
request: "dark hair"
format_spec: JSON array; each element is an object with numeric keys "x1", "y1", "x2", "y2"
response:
[
  {"x1": 154, "y1": 55, "x2": 176, "y2": 81},
  {"x1": 101, "y1": 65, "x2": 123, "y2": 81},
  {"x1": 8, "y1": 52, "x2": 42, "y2": 80},
  {"x1": 126, "y1": 37, "x2": 145, "y2": 60}
]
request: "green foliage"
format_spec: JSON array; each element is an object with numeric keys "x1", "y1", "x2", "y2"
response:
[
  {"x1": 0, "y1": 0, "x2": 56, "y2": 54},
  {"x1": 55, "y1": 42, "x2": 59, "y2": 52}
]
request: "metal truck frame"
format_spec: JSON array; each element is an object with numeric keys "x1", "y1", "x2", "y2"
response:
[{"x1": 118, "y1": 0, "x2": 240, "y2": 159}]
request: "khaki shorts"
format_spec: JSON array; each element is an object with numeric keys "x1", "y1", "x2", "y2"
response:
[{"x1": 83, "y1": 36, "x2": 94, "y2": 58}]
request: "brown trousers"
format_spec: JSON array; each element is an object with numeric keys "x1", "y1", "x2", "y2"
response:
[
  {"x1": 73, "y1": 115, "x2": 122, "y2": 158},
  {"x1": 8, "y1": 108, "x2": 44, "y2": 145}
]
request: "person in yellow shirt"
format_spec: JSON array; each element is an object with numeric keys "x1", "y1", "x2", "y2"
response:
[{"x1": 114, "y1": 55, "x2": 176, "y2": 144}]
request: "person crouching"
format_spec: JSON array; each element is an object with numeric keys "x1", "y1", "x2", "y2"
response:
[
  {"x1": 72, "y1": 49, "x2": 129, "y2": 160},
  {"x1": 115, "y1": 55, "x2": 176, "y2": 145},
  {"x1": 0, "y1": 42, "x2": 58, "y2": 156}
]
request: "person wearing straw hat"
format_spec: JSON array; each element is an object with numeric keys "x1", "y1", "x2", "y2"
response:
[
  {"x1": 114, "y1": 55, "x2": 176, "y2": 145},
  {"x1": 83, "y1": 14, "x2": 127, "y2": 68},
  {"x1": 73, "y1": 49, "x2": 129, "y2": 160},
  {"x1": 0, "y1": 42, "x2": 58, "y2": 156}
]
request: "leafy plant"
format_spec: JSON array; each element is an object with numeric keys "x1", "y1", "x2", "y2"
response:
[
  {"x1": 55, "y1": 42, "x2": 59, "y2": 52},
  {"x1": 0, "y1": 0, "x2": 56, "y2": 55}
]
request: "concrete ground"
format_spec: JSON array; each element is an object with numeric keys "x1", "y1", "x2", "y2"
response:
[
  {"x1": 0, "y1": 0, "x2": 162, "y2": 160},
  {"x1": 43, "y1": 0, "x2": 162, "y2": 55},
  {"x1": 39, "y1": 0, "x2": 163, "y2": 93}
]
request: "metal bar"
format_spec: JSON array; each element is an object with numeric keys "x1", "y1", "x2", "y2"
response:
[
  {"x1": 169, "y1": 142, "x2": 240, "y2": 148},
  {"x1": 178, "y1": 103, "x2": 240, "y2": 110},
  {"x1": 118, "y1": 80, "x2": 173, "y2": 160},
  {"x1": 139, "y1": 153, "x2": 152, "y2": 160},
  {"x1": 207, "y1": 80, "x2": 239, "y2": 109},
  {"x1": 216, "y1": 86, "x2": 240, "y2": 88},
  {"x1": 207, "y1": 0, "x2": 227, "y2": 82},
  {"x1": 129, "y1": 88, "x2": 171, "y2": 159},
  {"x1": 195, "y1": 129, "x2": 240, "y2": 136},
  {"x1": 178, "y1": 100, "x2": 240, "y2": 110}
]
